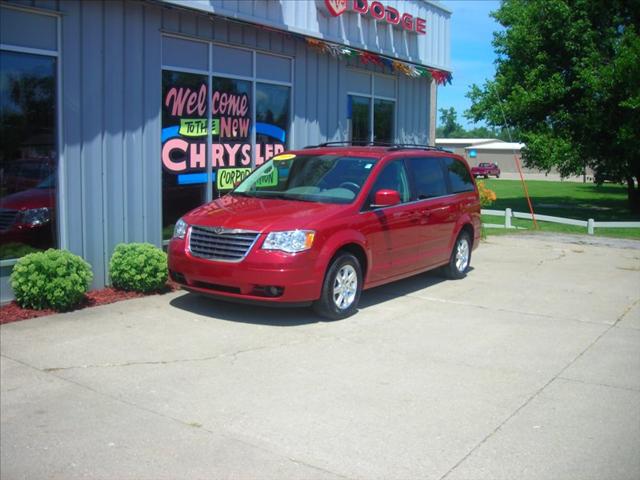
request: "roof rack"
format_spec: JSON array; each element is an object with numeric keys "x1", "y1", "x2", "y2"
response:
[
  {"x1": 386, "y1": 144, "x2": 444, "y2": 152},
  {"x1": 303, "y1": 141, "x2": 444, "y2": 152},
  {"x1": 303, "y1": 141, "x2": 391, "y2": 148}
]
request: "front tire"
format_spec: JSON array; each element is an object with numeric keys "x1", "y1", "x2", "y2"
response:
[
  {"x1": 443, "y1": 231, "x2": 472, "y2": 279},
  {"x1": 313, "y1": 253, "x2": 362, "y2": 320}
]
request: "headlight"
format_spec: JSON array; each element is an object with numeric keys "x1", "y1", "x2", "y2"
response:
[
  {"x1": 262, "y1": 230, "x2": 315, "y2": 253},
  {"x1": 173, "y1": 218, "x2": 188, "y2": 239},
  {"x1": 20, "y1": 207, "x2": 50, "y2": 226}
]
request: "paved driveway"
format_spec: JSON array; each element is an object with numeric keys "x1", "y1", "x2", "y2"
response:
[{"x1": 2, "y1": 234, "x2": 639, "y2": 480}]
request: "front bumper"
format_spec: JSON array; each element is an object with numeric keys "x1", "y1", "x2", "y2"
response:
[{"x1": 167, "y1": 237, "x2": 323, "y2": 304}]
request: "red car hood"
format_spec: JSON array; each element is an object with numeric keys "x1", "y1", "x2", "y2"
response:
[
  {"x1": 0, "y1": 188, "x2": 55, "y2": 210},
  {"x1": 183, "y1": 194, "x2": 346, "y2": 232}
]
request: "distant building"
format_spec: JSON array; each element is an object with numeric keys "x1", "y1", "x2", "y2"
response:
[
  {"x1": 436, "y1": 138, "x2": 542, "y2": 174},
  {"x1": 434, "y1": 138, "x2": 498, "y2": 157}
]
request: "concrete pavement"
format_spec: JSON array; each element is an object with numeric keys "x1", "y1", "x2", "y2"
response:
[{"x1": 1, "y1": 233, "x2": 639, "y2": 479}]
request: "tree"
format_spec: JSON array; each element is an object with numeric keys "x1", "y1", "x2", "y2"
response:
[
  {"x1": 436, "y1": 107, "x2": 465, "y2": 137},
  {"x1": 466, "y1": 0, "x2": 640, "y2": 211},
  {"x1": 436, "y1": 106, "x2": 513, "y2": 140}
]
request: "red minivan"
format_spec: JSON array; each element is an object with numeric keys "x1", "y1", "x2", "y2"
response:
[{"x1": 168, "y1": 145, "x2": 481, "y2": 319}]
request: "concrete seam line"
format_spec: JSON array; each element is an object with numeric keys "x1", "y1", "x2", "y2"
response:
[
  {"x1": 404, "y1": 294, "x2": 607, "y2": 326},
  {"x1": 1, "y1": 353, "x2": 354, "y2": 480},
  {"x1": 615, "y1": 298, "x2": 640, "y2": 325},
  {"x1": 437, "y1": 320, "x2": 620, "y2": 480},
  {"x1": 35, "y1": 340, "x2": 308, "y2": 372},
  {"x1": 555, "y1": 376, "x2": 640, "y2": 394}
]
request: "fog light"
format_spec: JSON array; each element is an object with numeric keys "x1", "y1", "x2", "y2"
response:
[
  {"x1": 170, "y1": 270, "x2": 186, "y2": 284},
  {"x1": 251, "y1": 285, "x2": 284, "y2": 297},
  {"x1": 268, "y1": 286, "x2": 283, "y2": 297}
]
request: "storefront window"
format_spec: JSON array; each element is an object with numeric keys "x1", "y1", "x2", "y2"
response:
[
  {"x1": 161, "y1": 71, "x2": 208, "y2": 239},
  {"x1": 256, "y1": 83, "x2": 289, "y2": 166},
  {"x1": 0, "y1": 51, "x2": 57, "y2": 260},
  {"x1": 350, "y1": 95, "x2": 370, "y2": 146},
  {"x1": 161, "y1": 44, "x2": 292, "y2": 239},
  {"x1": 211, "y1": 77, "x2": 252, "y2": 193},
  {"x1": 374, "y1": 99, "x2": 395, "y2": 144}
]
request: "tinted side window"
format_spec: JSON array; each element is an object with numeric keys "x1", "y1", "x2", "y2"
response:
[
  {"x1": 444, "y1": 157, "x2": 474, "y2": 193},
  {"x1": 407, "y1": 158, "x2": 447, "y2": 199},
  {"x1": 367, "y1": 160, "x2": 411, "y2": 207}
]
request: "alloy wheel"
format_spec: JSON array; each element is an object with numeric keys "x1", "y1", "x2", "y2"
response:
[
  {"x1": 332, "y1": 264, "x2": 358, "y2": 310},
  {"x1": 455, "y1": 237, "x2": 470, "y2": 272}
]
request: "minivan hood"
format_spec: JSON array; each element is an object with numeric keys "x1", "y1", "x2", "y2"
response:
[{"x1": 183, "y1": 194, "x2": 347, "y2": 232}]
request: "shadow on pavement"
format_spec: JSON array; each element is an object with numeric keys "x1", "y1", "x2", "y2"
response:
[
  {"x1": 169, "y1": 294, "x2": 317, "y2": 326},
  {"x1": 169, "y1": 269, "x2": 459, "y2": 325},
  {"x1": 358, "y1": 270, "x2": 451, "y2": 309}
]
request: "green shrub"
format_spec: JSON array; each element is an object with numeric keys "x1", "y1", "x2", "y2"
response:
[
  {"x1": 109, "y1": 243, "x2": 168, "y2": 293},
  {"x1": 10, "y1": 249, "x2": 93, "y2": 311},
  {"x1": 0, "y1": 242, "x2": 41, "y2": 261}
]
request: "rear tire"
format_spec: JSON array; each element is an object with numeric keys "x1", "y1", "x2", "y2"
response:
[
  {"x1": 443, "y1": 231, "x2": 472, "y2": 280},
  {"x1": 313, "y1": 253, "x2": 362, "y2": 320}
]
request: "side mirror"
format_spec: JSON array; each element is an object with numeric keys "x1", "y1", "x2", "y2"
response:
[{"x1": 371, "y1": 189, "x2": 401, "y2": 208}]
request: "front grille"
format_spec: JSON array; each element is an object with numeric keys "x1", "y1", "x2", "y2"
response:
[
  {"x1": 0, "y1": 209, "x2": 18, "y2": 231},
  {"x1": 189, "y1": 226, "x2": 259, "y2": 262}
]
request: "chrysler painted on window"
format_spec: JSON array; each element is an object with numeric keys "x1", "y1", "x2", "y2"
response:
[{"x1": 168, "y1": 145, "x2": 481, "y2": 319}]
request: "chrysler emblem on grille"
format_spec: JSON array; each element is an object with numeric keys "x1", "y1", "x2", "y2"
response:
[{"x1": 212, "y1": 226, "x2": 225, "y2": 234}]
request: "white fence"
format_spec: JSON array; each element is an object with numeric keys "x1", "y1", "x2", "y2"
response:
[{"x1": 481, "y1": 208, "x2": 640, "y2": 235}]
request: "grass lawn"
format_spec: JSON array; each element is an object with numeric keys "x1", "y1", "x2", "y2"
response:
[{"x1": 480, "y1": 179, "x2": 640, "y2": 239}]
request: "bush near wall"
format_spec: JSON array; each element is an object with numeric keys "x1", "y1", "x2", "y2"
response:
[
  {"x1": 10, "y1": 249, "x2": 93, "y2": 311},
  {"x1": 109, "y1": 243, "x2": 168, "y2": 293}
]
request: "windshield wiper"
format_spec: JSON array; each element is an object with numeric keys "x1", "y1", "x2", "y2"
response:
[{"x1": 232, "y1": 191, "x2": 314, "y2": 202}]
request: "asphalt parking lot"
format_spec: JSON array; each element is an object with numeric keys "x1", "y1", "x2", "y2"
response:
[{"x1": 1, "y1": 233, "x2": 639, "y2": 480}]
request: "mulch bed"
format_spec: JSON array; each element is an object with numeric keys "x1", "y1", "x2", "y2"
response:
[{"x1": 0, "y1": 283, "x2": 179, "y2": 325}]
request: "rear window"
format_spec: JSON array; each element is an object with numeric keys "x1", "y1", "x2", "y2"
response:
[{"x1": 444, "y1": 157, "x2": 475, "y2": 193}]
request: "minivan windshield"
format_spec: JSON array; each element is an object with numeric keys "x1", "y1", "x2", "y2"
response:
[{"x1": 232, "y1": 154, "x2": 377, "y2": 204}]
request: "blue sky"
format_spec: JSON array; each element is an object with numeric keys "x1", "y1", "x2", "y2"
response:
[{"x1": 437, "y1": 1, "x2": 502, "y2": 129}]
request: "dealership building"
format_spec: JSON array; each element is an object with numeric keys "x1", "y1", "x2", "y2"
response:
[{"x1": 0, "y1": 0, "x2": 452, "y2": 301}]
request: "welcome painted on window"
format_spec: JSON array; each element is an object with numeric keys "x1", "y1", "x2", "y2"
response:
[{"x1": 161, "y1": 78, "x2": 287, "y2": 178}]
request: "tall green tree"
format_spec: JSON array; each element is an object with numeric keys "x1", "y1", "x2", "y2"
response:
[
  {"x1": 466, "y1": 0, "x2": 640, "y2": 211},
  {"x1": 437, "y1": 107, "x2": 465, "y2": 137},
  {"x1": 437, "y1": 106, "x2": 513, "y2": 140}
]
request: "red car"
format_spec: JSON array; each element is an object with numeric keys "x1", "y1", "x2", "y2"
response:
[
  {"x1": 0, "y1": 174, "x2": 56, "y2": 251},
  {"x1": 168, "y1": 145, "x2": 481, "y2": 319},
  {"x1": 471, "y1": 162, "x2": 500, "y2": 178}
]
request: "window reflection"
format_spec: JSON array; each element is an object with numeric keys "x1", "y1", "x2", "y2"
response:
[
  {"x1": 0, "y1": 51, "x2": 57, "y2": 260},
  {"x1": 374, "y1": 99, "x2": 394, "y2": 144},
  {"x1": 161, "y1": 71, "x2": 208, "y2": 240},
  {"x1": 350, "y1": 95, "x2": 370, "y2": 145},
  {"x1": 256, "y1": 83, "x2": 289, "y2": 165}
]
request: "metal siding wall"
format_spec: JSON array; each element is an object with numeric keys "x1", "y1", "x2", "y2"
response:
[
  {"x1": 396, "y1": 74, "x2": 430, "y2": 145},
  {"x1": 143, "y1": 6, "x2": 162, "y2": 248},
  {"x1": 60, "y1": 0, "x2": 84, "y2": 258},
  {"x1": 56, "y1": 0, "x2": 163, "y2": 288},
  {"x1": 103, "y1": 0, "x2": 126, "y2": 269},
  {"x1": 123, "y1": 3, "x2": 145, "y2": 244},
  {"x1": 81, "y1": 0, "x2": 106, "y2": 288}
]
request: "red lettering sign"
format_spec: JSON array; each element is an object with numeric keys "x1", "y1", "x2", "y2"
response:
[
  {"x1": 325, "y1": 0, "x2": 348, "y2": 16},
  {"x1": 322, "y1": 0, "x2": 426, "y2": 35}
]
